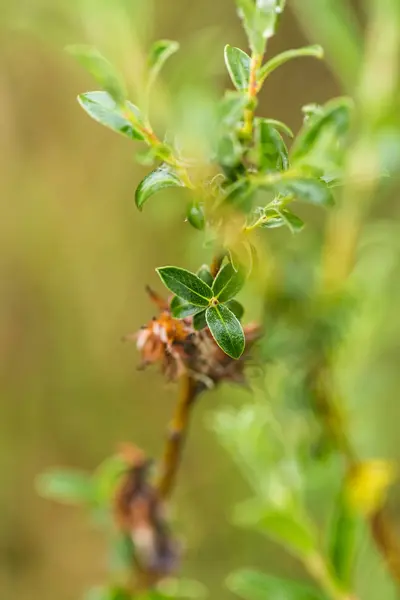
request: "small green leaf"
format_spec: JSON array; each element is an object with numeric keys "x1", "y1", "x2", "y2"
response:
[
  {"x1": 156, "y1": 578, "x2": 208, "y2": 599},
  {"x1": 255, "y1": 118, "x2": 289, "y2": 173},
  {"x1": 274, "y1": 177, "x2": 334, "y2": 207},
  {"x1": 224, "y1": 45, "x2": 251, "y2": 90},
  {"x1": 291, "y1": 97, "x2": 353, "y2": 163},
  {"x1": 193, "y1": 310, "x2": 207, "y2": 330},
  {"x1": 197, "y1": 265, "x2": 214, "y2": 287},
  {"x1": 212, "y1": 263, "x2": 246, "y2": 302},
  {"x1": 36, "y1": 469, "x2": 93, "y2": 505},
  {"x1": 67, "y1": 45, "x2": 126, "y2": 103},
  {"x1": 229, "y1": 240, "x2": 256, "y2": 275},
  {"x1": 206, "y1": 304, "x2": 245, "y2": 359},
  {"x1": 234, "y1": 501, "x2": 317, "y2": 556},
  {"x1": 278, "y1": 208, "x2": 305, "y2": 233},
  {"x1": 135, "y1": 147, "x2": 157, "y2": 166},
  {"x1": 225, "y1": 299, "x2": 245, "y2": 321},
  {"x1": 78, "y1": 91, "x2": 144, "y2": 140},
  {"x1": 328, "y1": 492, "x2": 361, "y2": 587},
  {"x1": 235, "y1": 0, "x2": 285, "y2": 54},
  {"x1": 223, "y1": 179, "x2": 253, "y2": 212},
  {"x1": 148, "y1": 39, "x2": 179, "y2": 87},
  {"x1": 217, "y1": 133, "x2": 243, "y2": 168},
  {"x1": 92, "y1": 455, "x2": 127, "y2": 505},
  {"x1": 135, "y1": 165, "x2": 186, "y2": 210},
  {"x1": 157, "y1": 266, "x2": 213, "y2": 306},
  {"x1": 260, "y1": 210, "x2": 285, "y2": 229},
  {"x1": 148, "y1": 39, "x2": 179, "y2": 72},
  {"x1": 218, "y1": 92, "x2": 248, "y2": 129},
  {"x1": 258, "y1": 45, "x2": 324, "y2": 86},
  {"x1": 261, "y1": 118, "x2": 294, "y2": 138},
  {"x1": 187, "y1": 203, "x2": 205, "y2": 230},
  {"x1": 109, "y1": 532, "x2": 135, "y2": 574},
  {"x1": 170, "y1": 296, "x2": 204, "y2": 318},
  {"x1": 227, "y1": 569, "x2": 327, "y2": 600},
  {"x1": 84, "y1": 586, "x2": 131, "y2": 600}
]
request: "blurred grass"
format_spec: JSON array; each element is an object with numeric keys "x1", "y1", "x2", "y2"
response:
[{"x1": 1, "y1": 1, "x2": 400, "y2": 600}]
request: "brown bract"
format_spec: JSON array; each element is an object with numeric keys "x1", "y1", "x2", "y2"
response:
[
  {"x1": 114, "y1": 444, "x2": 180, "y2": 584},
  {"x1": 125, "y1": 287, "x2": 261, "y2": 392}
]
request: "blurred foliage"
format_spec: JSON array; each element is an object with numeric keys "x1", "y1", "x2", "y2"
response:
[{"x1": 1, "y1": 1, "x2": 400, "y2": 600}]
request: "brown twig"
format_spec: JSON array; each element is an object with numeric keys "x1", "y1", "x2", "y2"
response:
[
  {"x1": 156, "y1": 374, "x2": 198, "y2": 500},
  {"x1": 370, "y1": 508, "x2": 400, "y2": 584}
]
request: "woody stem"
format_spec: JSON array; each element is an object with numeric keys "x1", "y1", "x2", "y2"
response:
[{"x1": 156, "y1": 374, "x2": 198, "y2": 499}]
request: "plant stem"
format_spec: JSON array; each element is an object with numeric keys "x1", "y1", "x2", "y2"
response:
[
  {"x1": 316, "y1": 0, "x2": 400, "y2": 586},
  {"x1": 310, "y1": 358, "x2": 400, "y2": 585},
  {"x1": 124, "y1": 109, "x2": 194, "y2": 188},
  {"x1": 156, "y1": 374, "x2": 198, "y2": 499},
  {"x1": 370, "y1": 508, "x2": 400, "y2": 583},
  {"x1": 305, "y1": 553, "x2": 358, "y2": 600},
  {"x1": 242, "y1": 53, "x2": 263, "y2": 138}
]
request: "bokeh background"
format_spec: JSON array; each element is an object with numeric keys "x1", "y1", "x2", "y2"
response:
[{"x1": 1, "y1": 1, "x2": 400, "y2": 600}]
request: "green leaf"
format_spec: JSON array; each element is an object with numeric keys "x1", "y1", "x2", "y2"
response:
[
  {"x1": 78, "y1": 91, "x2": 144, "y2": 140},
  {"x1": 156, "y1": 578, "x2": 208, "y2": 599},
  {"x1": 225, "y1": 299, "x2": 245, "y2": 321},
  {"x1": 148, "y1": 39, "x2": 180, "y2": 81},
  {"x1": 274, "y1": 177, "x2": 334, "y2": 207},
  {"x1": 170, "y1": 296, "x2": 205, "y2": 318},
  {"x1": 36, "y1": 469, "x2": 93, "y2": 505},
  {"x1": 261, "y1": 118, "x2": 294, "y2": 138},
  {"x1": 109, "y1": 532, "x2": 135, "y2": 574},
  {"x1": 212, "y1": 263, "x2": 246, "y2": 302},
  {"x1": 291, "y1": 97, "x2": 353, "y2": 163},
  {"x1": 157, "y1": 266, "x2": 213, "y2": 306},
  {"x1": 227, "y1": 569, "x2": 327, "y2": 600},
  {"x1": 193, "y1": 310, "x2": 207, "y2": 330},
  {"x1": 235, "y1": 0, "x2": 285, "y2": 54},
  {"x1": 217, "y1": 133, "x2": 243, "y2": 168},
  {"x1": 278, "y1": 208, "x2": 305, "y2": 233},
  {"x1": 187, "y1": 203, "x2": 205, "y2": 230},
  {"x1": 196, "y1": 265, "x2": 214, "y2": 287},
  {"x1": 224, "y1": 45, "x2": 251, "y2": 90},
  {"x1": 253, "y1": 173, "x2": 334, "y2": 208},
  {"x1": 84, "y1": 586, "x2": 131, "y2": 600},
  {"x1": 135, "y1": 147, "x2": 157, "y2": 166},
  {"x1": 223, "y1": 179, "x2": 253, "y2": 212},
  {"x1": 206, "y1": 304, "x2": 245, "y2": 359},
  {"x1": 67, "y1": 45, "x2": 126, "y2": 104},
  {"x1": 258, "y1": 45, "x2": 323, "y2": 86},
  {"x1": 135, "y1": 165, "x2": 186, "y2": 210},
  {"x1": 229, "y1": 240, "x2": 256, "y2": 275},
  {"x1": 92, "y1": 455, "x2": 127, "y2": 505},
  {"x1": 328, "y1": 493, "x2": 361, "y2": 587},
  {"x1": 234, "y1": 500, "x2": 317, "y2": 556},
  {"x1": 218, "y1": 92, "x2": 248, "y2": 129},
  {"x1": 255, "y1": 118, "x2": 289, "y2": 172},
  {"x1": 260, "y1": 210, "x2": 285, "y2": 229}
]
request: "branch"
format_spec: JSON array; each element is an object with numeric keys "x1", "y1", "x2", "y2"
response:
[
  {"x1": 310, "y1": 359, "x2": 400, "y2": 586},
  {"x1": 370, "y1": 507, "x2": 400, "y2": 585},
  {"x1": 156, "y1": 374, "x2": 198, "y2": 499}
]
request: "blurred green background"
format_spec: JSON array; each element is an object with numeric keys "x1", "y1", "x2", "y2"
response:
[{"x1": 1, "y1": 1, "x2": 400, "y2": 600}]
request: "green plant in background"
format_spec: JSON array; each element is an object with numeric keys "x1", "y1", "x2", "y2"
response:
[{"x1": 36, "y1": 1, "x2": 400, "y2": 600}]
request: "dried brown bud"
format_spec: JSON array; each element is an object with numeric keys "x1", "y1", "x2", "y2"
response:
[
  {"x1": 114, "y1": 444, "x2": 180, "y2": 580},
  {"x1": 125, "y1": 288, "x2": 261, "y2": 391}
]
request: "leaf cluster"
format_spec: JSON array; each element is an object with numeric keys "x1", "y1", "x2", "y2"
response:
[{"x1": 69, "y1": 0, "x2": 352, "y2": 359}]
